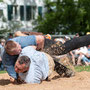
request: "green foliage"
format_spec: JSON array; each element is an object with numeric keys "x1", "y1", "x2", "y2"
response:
[
  {"x1": 0, "y1": 20, "x2": 22, "y2": 38},
  {"x1": 0, "y1": 0, "x2": 3, "y2": 2},
  {"x1": 33, "y1": 0, "x2": 90, "y2": 35},
  {"x1": 0, "y1": 29, "x2": 11, "y2": 34},
  {"x1": 8, "y1": 21, "x2": 22, "y2": 32},
  {"x1": 0, "y1": 28, "x2": 11, "y2": 38}
]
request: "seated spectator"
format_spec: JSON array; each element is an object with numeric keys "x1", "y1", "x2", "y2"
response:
[
  {"x1": 77, "y1": 46, "x2": 90, "y2": 66},
  {"x1": 64, "y1": 36, "x2": 71, "y2": 42},
  {"x1": 8, "y1": 33, "x2": 13, "y2": 40},
  {"x1": 54, "y1": 37, "x2": 65, "y2": 44},
  {"x1": 82, "y1": 56, "x2": 90, "y2": 66},
  {"x1": 0, "y1": 39, "x2": 5, "y2": 70},
  {"x1": 70, "y1": 48, "x2": 81, "y2": 66}
]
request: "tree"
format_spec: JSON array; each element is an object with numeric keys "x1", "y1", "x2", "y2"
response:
[
  {"x1": 33, "y1": 0, "x2": 90, "y2": 35},
  {"x1": 78, "y1": 0, "x2": 90, "y2": 33},
  {"x1": 0, "y1": 0, "x2": 3, "y2": 2}
]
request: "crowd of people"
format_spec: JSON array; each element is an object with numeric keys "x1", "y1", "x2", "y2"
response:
[
  {"x1": 55, "y1": 33, "x2": 90, "y2": 66},
  {"x1": 0, "y1": 31, "x2": 90, "y2": 84}
]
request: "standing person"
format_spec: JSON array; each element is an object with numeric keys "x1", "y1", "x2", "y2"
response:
[
  {"x1": 15, "y1": 46, "x2": 73, "y2": 84},
  {"x1": 0, "y1": 39, "x2": 6, "y2": 48}
]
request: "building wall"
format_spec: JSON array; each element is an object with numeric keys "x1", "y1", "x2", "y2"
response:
[{"x1": 3, "y1": 0, "x2": 45, "y2": 31}]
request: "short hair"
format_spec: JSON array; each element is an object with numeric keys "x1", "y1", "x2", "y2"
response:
[
  {"x1": 5, "y1": 41, "x2": 17, "y2": 54},
  {"x1": 0, "y1": 39, "x2": 6, "y2": 43},
  {"x1": 18, "y1": 56, "x2": 31, "y2": 68},
  {"x1": 8, "y1": 33, "x2": 13, "y2": 38}
]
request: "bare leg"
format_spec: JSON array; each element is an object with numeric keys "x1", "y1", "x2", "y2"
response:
[
  {"x1": 70, "y1": 51, "x2": 76, "y2": 65},
  {"x1": 77, "y1": 54, "x2": 82, "y2": 65},
  {"x1": 84, "y1": 61, "x2": 89, "y2": 66}
]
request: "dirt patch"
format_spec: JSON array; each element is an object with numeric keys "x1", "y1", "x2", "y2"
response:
[{"x1": 0, "y1": 71, "x2": 90, "y2": 90}]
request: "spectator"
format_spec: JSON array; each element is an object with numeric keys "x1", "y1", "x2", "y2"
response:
[
  {"x1": 77, "y1": 46, "x2": 90, "y2": 66},
  {"x1": 70, "y1": 48, "x2": 81, "y2": 66},
  {"x1": 0, "y1": 39, "x2": 5, "y2": 70},
  {"x1": 75, "y1": 33, "x2": 80, "y2": 37},
  {"x1": 8, "y1": 33, "x2": 13, "y2": 40},
  {"x1": 82, "y1": 56, "x2": 90, "y2": 66},
  {"x1": 54, "y1": 37, "x2": 65, "y2": 44}
]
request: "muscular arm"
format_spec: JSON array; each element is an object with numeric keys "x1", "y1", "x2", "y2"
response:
[
  {"x1": 14, "y1": 31, "x2": 27, "y2": 37},
  {"x1": 14, "y1": 31, "x2": 44, "y2": 50},
  {"x1": 35, "y1": 35, "x2": 44, "y2": 50}
]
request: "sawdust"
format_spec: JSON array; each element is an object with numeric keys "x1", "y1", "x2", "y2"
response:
[{"x1": 0, "y1": 71, "x2": 90, "y2": 90}]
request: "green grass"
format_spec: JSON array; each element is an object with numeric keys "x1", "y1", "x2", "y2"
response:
[
  {"x1": 75, "y1": 65, "x2": 90, "y2": 72},
  {"x1": 0, "y1": 70, "x2": 7, "y2": 74}
]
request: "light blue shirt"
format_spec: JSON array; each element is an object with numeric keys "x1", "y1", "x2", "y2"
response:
[
  {"x1": 0, "y1": 44, "x2": 3, "y2": 56},
  {"x1": 2, "y1": 35, "x2": 37, "y2": 79},
  {"x1": 9, "y1": 35, "x2": 37, "y2": 48},
  {"x1": 19, "y1": 46, "x2": 49, "y2": 83}
]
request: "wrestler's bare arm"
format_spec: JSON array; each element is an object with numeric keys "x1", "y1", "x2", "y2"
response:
[{"x1": 14, "y1": 31, "x2": 27, "y2": 37}]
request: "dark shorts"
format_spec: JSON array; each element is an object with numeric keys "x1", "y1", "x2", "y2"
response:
[{"x1": 43, "y1": 38, "x2": 65, "y2": 55}]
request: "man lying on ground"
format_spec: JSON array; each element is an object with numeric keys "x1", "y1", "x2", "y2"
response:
[{"x1": 15, "y1": 46, "x2": 74, "y2": 84}]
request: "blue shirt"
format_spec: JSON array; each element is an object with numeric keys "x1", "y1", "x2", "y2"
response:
[
  {"x1": 9, "y1": 35, "x2": 37, "y2": 48},
  {"x1": 0, "y1": 44, "x2": 3, "y2": 48},
  {"x1": 0, "y1": 44, "x2": 3, "y2": 56},
  {"x1": 2, "y1": 35, "x2": 37, "y2": 79},
  {"x1": 19, "y1": 46, "x2": 49, "y2": 83}
]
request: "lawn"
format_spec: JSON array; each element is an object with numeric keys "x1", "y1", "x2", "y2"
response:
[
  {"x1": 75, "y1": 65, "x2": 90, "y2": 72},
  {"x1": 0, "y1": 70, "x2": 6, "y2": 74}
]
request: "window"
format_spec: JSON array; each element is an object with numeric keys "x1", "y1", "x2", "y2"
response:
[
  {"x1": 7, "y1": 5, "x2": 13, "y2": 20},
  {"x1": 26, "y1": 5, "x2": 31, "y2": 21},
  {"x1": 38, "y1": 6, "x2": 42, "y2": 17},
  {"x1": 32, "y1": 6, "x2": 36, "y2": 19},
  {"x1": 0, "y1": 10, "x2": 3, "y2": 18},
  {"x1": 14, "y1": 5, "x2": 18, "y2": 19},
  {"x1": 20, "y1": 6, "x2": 24, "y2": 21},
  {"x1": 26, "y1": 6, "x2": 36, "y2": 20},
  {"x1": 7, "y1": 5, "x2": 36, "y2": 21}
]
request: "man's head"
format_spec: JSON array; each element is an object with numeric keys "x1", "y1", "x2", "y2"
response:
[
  {"x1": 0, "y1": 39, "x2": 6, "y2": 46},
  {"x1": 15, "y1": 56, "x2": 31, "y2": 73},
  {"x1": 8, "y1": 33, "x2": 13, "y2": 38},
  {"x1": 5, "y1": 41, "x2": 22, "y2": 55}
]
